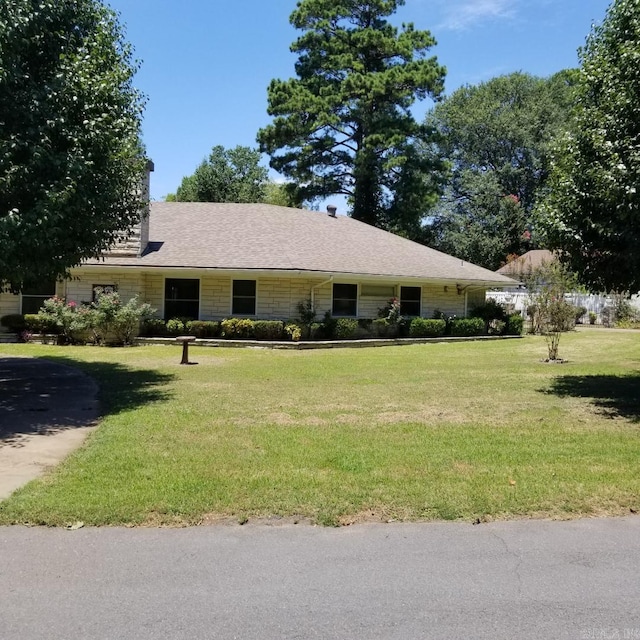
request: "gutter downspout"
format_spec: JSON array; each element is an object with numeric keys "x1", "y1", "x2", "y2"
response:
[{"x1": 311, "y1": 276, "x2": 333, "y2": 312}]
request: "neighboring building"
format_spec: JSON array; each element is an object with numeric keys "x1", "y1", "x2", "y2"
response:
[
  {"x1": 495, "y1": 249, "x2": 555, "y2": 287},
  {"x1": 0, "y1": 188, "x2": 518, "y2": 326}
]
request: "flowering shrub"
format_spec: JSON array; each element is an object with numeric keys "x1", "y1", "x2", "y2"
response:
[{"x1": 38, "y1": 297, "x2": 88, "y2": 344}]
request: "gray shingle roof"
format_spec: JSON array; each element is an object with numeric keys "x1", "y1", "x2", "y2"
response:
[
  {"x1": 496, "y1": 250, "x2": 556, "y2": 277},
  {"x1": 87, "y1": 202, "x2": 517, "y2": 286}
]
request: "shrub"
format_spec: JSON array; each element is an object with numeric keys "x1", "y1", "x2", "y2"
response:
[
  {"x1": 310, "y1": 322, "x2": 325, "y2": 339},
  {"x1": 254, "y1": 320, "x2": 285, "y2": 340},
  {"x1": 166, "y1": 318, "x2": 188, "y2": 336},
  {"x1": 450, "y1": 317, "x2": 484, "y2": 336},
  {"x1": 319, "y1": 311, "x2": 337, "y2": 339},
  {"x1": 285, "y1": 323, "x2": 302, "y2": 342},
  {"x1": 471, "y1": 300, "x2": 507, "y2": 323},
  {"x1": 37, "y1": 297, "x2": 89, "y2": 344},
  {"x1": 574, "y1": 305, "x2": 588, "y2": 324},
  {"x1": 1, "y1": 314, "x2": 26, "y2": 332},
  {"x1": 589, "y1": 311, "x2": 597, "y2": 325},
  {"x1": 221, "y1": 318, "x2": 255, "y2": 339},
  {"x1": 141, "y1": 318, "x2": 168, "y2": 337},
  {"x1": 372, "y1": 318, "x2": 391, "y2": 337},
  {"x1": 409, "y1": 317, "x2": 446, "y2": 338},
  {"x1": 92, "y1": 291, "x2": 154, "y2": 345},
  {"x1": 188, "y1": 320, "x2": 220, "y2": 338},
  {"x1": 505, "y1": 314, "x2": 524, "y2": 336},
  {"x1": 488, "y1": 319, "x2": 507, "y2": 335},
  {"x1": 334, "y1": 318, "x2": 358, "y2": 339}
]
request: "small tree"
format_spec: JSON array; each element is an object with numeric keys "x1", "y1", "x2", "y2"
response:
[{"x1": 523, "y1": 261, "x2": 578, "y2": 361}]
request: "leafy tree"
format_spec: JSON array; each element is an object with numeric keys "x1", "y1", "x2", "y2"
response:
[
  {"x1": 0, "y1": 0, "x2": 146, "y2": 292},
  {"x1": 540, "y1": 0, "x2": 640, "y2": 292},
  {"x1": 424, "y1": 71, "x2": 577, "y2": 270},
  {"x1": 257, "y1": 0, "x2": 446, "y2": 232},
  {"x1": 169, "y1": 145, "x2": 302, "y2": 207},
  {"x1": 174, "y1": 145, "x2": 268, "y2": 203},
  {"x1": 522, "y1": 262, "x2": 578, "y2": 361}
]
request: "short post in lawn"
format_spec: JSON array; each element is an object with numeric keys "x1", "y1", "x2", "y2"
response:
[{"x1": 176, "y1": 336, "x2": 197, "y2": 365}]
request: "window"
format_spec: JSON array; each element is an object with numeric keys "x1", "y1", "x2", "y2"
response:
[
  {"x1": 232, "y1": 280, "x2": 256, "y2": 316},
  {"x1": 92, "y1": 284, "x2": 117, "y2": 302},
  {"x1": 332, "y1": 283, "x2": 358, "y2": 317},
  {"x1": 21, "y1": 280, "x2": 56, "y2": 315},
  {"x1": 400, "y1": 286, "x2": 421, "y2": 317},
  {"x1": 164, "y1": 278, "x2": 199, "y2": 320},
  {"x1": 361, "y1": 284, "x2": 395, "y2": 298}
]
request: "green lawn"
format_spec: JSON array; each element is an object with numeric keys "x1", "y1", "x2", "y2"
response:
[{"x1": 1, "y1": 330, "x2": 639, "y2": 526}]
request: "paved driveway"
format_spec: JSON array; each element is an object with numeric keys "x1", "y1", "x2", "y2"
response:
[{"x1": 0, "y1": 357, "x2": 99, "y2": 499}]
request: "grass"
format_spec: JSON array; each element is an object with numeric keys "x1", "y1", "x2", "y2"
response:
[{"x1": 1, "y1": 329, "x2": 639, "y2": 526}]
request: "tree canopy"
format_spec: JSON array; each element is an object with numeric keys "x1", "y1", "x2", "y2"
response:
[
  {"x1": 169, "y1": 145, "x2": 302, "y2": 207},
  {"x1": 540, "y1": 0, "x2": 640, "y2": 292},
  {"x1": 173, "y1": 146, "x2": 268, "y2": 203},
  {"x1": 257, "y1": 0, "x2": 446, "y2": 232},
  {"x1": 423, "y1": 71, "x2": 577, "y2": 270},
  {"x1": 0, "y1": 0, "x2": 146, "y2": 292}
]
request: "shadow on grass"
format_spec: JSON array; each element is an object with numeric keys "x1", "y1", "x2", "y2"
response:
[
  {"x1": 0, "y1": 355, "x2": 175, "y2": 446},
  {"x1": 547, "y1": 372, "x2": 640, "y2": 422}
]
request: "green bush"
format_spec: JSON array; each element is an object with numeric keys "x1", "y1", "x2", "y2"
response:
[
  {"x1": 471, "y1": 300, "x2": 507, "y2": 322},
  {"x1": 310, "y1": 322, "x2": 325, "y2": 339},
  {"x1": 166, "y1": 318, "x2": 187, "y2": 336},
  {"x1": 589, "y1": 311, "x2": 597, "y2": 325},
  {"x1": 285, "y1": 322, "x2": 302, "y2": 341},
  {"x1": 334, "y1": 318, "x2": 358, "y2": 339},
  {"x1": 319, "y1": 311, "x2": 337, "y2": 339},
  {"x1": 221, "y1": 318, "x2": 255, "y2": 339},
  {"x1": 409, "y1": 317, "x2": 446, "y2": 338},
  {"x1": 91, "y1": 292, "x2": 154, "y2": 345},
  {"x1": 1, "y1": 314, "x2": 26, "y2": 332},
  {"x1": 450, "y1": 317, "x2": 485, "y2": 337},
  {"x1": 506, "y1": 314, "x2": 524, "y2": 336},
  {"x1": 141, "y1": 318, "x2": 168, "y2": 337},
  {"x1": 254, "y1": 320, "x2": 285, "y2": 340},
  {"x1": 188, "y1": 320, "x2": 220, "y2": 338},
  {"x1": 372, "y1": 318, "x2": 391, "y2": 337},
  {"x1": 574, "y1": 305, "x2": 588, "y2": 324}
]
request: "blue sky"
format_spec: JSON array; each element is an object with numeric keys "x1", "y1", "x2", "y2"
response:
[{"x1": 105, "y1": 0, "x2": 612, "y2": 202}]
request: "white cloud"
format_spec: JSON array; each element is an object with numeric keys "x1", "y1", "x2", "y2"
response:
[{"x1": 438, "y1": 0, "x2": 518, "y2": 31}]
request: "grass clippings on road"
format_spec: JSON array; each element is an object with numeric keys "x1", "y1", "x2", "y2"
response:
[{"x1": 0, "y1": 330, "x2": 638, "y2": 526}]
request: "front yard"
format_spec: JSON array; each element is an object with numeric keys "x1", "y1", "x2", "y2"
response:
[{"x1": 0, "y1": 330, "x2": 638, "y2": 526}]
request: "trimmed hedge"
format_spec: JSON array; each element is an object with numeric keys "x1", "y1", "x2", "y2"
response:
[
  {"x1": 334, "y1": 318, "x2": 358, "y2": 339},
  {"x1": 221, "y1": 318, "x2": 255, "y2": 339},
  {"x1": 1, "y1": 314, "x2": 25, "y2": 332},
  {"x1": 450, "y1": 317, "x2": 485, "y2": 337},
  {"x1": 254, "y1": 320, "x2": 285, "y2": 340},
  {"x1": 189, "y1": 320, "x2": 221, "y2": 338},
  {"x1": 409, "y1": 318, "x2": 446, "y2": 338},
  {"x1": 506, "y1": 314, "x2": 524, "y2": 336}
]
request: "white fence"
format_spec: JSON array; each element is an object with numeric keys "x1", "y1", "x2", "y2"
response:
[{"x1": 486, "y1": 291, "x2": 640, "y2": 325}]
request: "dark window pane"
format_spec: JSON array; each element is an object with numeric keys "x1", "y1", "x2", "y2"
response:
[
  {"x1": 165, "y1": 278, "x2": 199, "y2": 301},
  {"x1": 165, "y1": 300, "x2": 199, "y2": 320},
  {"x1": 232, "y1": 297, "x2": 256, "y2": 316},
  {"x1": 164, "y1": 278, "x2": 199, "y2": 320},
  {"x1": 21, "y1": 280, "x2": 56, "y2": 314},
  {"x1": 233, "y1": 280, "x2": 256, "y2": 297},
  {"x1": 232, "y1": 280, "x2": 256, "y2": 315},
  {"x1": 332, "y1": 283, "x2": 358, "y2": 317},
  {"x1": 21, "y1": 297, "x2": 49, "y2": 315},
  {"x1": 401, "y1": 287, "x2": 421, "y2": 317}
]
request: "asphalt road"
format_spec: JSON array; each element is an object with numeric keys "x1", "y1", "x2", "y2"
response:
[{"x1": 1, "y1": 516, "x2": 639, "y2": 640}]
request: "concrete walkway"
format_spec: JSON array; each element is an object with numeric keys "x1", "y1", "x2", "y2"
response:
[{"x1": 0, "y1": 357, "x2": 99, "y2": 499}]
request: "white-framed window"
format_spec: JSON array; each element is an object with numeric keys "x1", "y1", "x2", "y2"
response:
[
  {"x1": 165, "y1": 278, "x2": 200, "y2": 320},
  {"x1": 232, "y1": 280, "x2": 256, "y2": 316},
  {"x1": 332, "y1": 283, "x2": 358, "y2": 317}
]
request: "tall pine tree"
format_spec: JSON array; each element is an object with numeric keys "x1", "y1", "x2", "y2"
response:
[{"x1": 257, "y1": 0, "x2": 446, "y2": 232}]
